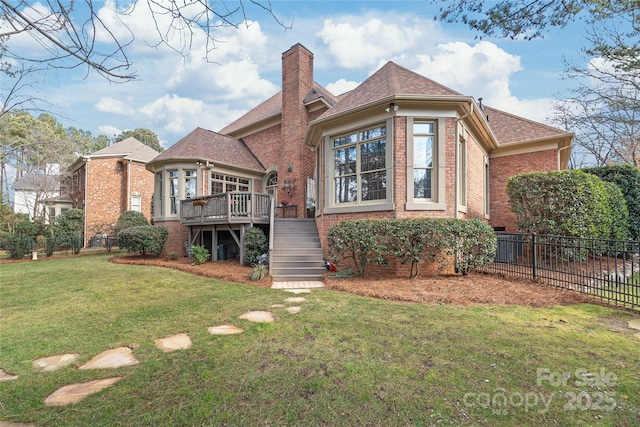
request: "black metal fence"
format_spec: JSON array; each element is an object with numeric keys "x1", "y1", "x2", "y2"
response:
[{"x1": 481, "y1": 233, "x2": 640, "y2": 310}]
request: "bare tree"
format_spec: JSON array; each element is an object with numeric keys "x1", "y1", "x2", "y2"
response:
[
  {"x1": 552, "y1": 25, "x2": 639, "y2": 167},
  {"x1": 1, "y1": 0, "x2": 291, "y2": 81}
]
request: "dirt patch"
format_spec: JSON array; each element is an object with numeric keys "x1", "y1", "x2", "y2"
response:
[
  {"x1": 109, "y1": 254, "x2": 272, "y2": 288},
  {"x1": 325, "y1": 273, "x2": 597, "y2": 307}
]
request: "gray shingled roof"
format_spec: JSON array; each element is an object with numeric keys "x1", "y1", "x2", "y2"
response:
[
  {"x1": 90, "y1": 137, "x2": 160, "y2": 162},
  {"x1": 13, "y1": 173, "x2": 60, "y2": 192},
  {"x1": 150, "y1": 127, "x2": 265, "y2": 172}
]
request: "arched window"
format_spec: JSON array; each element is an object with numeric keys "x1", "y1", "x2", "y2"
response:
[{"x1": 265, "y1": 171, "x2": 278, "y2": 200}]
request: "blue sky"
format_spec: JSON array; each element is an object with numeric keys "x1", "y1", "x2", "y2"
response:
[{"x1": 4, "y1": 0, "x2": 591, "y2": 149}]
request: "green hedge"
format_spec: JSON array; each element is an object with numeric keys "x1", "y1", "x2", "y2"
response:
[
  {"x1": 117, "y1": 225, "x2": 168, "y2": 257},
  {"x1": 327, "y1": 218, "x2": 496, "y2": 277},
  {"x1": 583, "y1": 164, "x2": 640, "y2": 240},
  {"x1": 507, "y1": 170, "x2": 629, "y2": 239},
  {"x1": 116, "y1": 210, "x2": 150, "y2": 233},
  {"x1": 244, "y1": 226, "x2": 267, "y2": 266}
]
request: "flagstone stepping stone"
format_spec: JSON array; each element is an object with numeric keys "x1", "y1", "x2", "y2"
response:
[
  {"x1": 285, "y1": 306, "x2": 302, "y2": 314},
  {"x1": 270, "y1": 303, "x2": 285, "y2": 308},
  {"x1": 78, "y1": 347, "x2": 139, "y2": 370},
  {"x1": 44, "y1": 377, "x2": 122, "y2": 406},
  {"x1": 285, "y1": 289, "x2": 311, "y2": 294},
  {"x1": 32, "y1": 353, "x2": 80, "y2": 372},
  {"x1": 634, "y1": 333, "x2": 640, "y2": 342},
  {"x1": 285, "y1": 297, "x2": 306, "y2": 303},
  {"x1": 0, "y1": 369, "x2": 18, "y2": 382},
  {"x1": 154, "y1": 333, "x2": 192, "y2": 352},
  {"x1": 239, "y1": 311, "x2": 274, "y2": 323},
  {"x1": 208, "y1": 325, "x2": 244, "y2": 335},
  {"x1": 628, "y1": 319, "x2": 640, "y2": 331}
]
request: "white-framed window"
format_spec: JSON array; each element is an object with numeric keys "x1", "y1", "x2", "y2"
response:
[
  {"x1": 210, "y1": 173, "x2": 251, "y2": 193},
  {"x1": 155, "y1": 172, "x2": 164, "y2": 216},
  {"x1": 131, "y1": 195, "x2": 141, "y2": 212},
  {"x1": 184, "y1": 169, "x2": 197, "y2": 198},
  {"x1": 406, "y1": 117, "x2": 446, "y2": 211},
  {"x1": 169, "y1": 170, "x2": 179, "y2": 214},
  {"x1": 332, "y1": 124, "x2": 387, "y2": 205}
]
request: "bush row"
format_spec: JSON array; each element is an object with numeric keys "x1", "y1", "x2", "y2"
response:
[
  {"x1": 327, "y1": 218, "x2": 497, "y2": 278},
  {"x1": 507, "y1": 170, "x2": 630, "y2": 240},
  {"x1": 117, "y1": 225, "x2": 168, "y2": 257}
]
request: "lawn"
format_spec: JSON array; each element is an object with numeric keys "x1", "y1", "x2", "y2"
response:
[{"x1": 1, "y1": 254, "x2": 639, "y2": 426}]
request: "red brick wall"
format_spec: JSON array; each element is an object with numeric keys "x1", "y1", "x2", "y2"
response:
[
  {"x1": 155, "y1": 220, "x2": 189, "y2": 257},
  {"x1": 489, "y1": 149, "x2": 558, "y2": 232},
  {"x1": 83, "y1": 158, "x2": 155, "y2": 246}
]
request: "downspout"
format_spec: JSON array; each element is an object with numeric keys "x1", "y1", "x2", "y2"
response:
[
  {"x1": 83, "y1": 157, "x2": 89, "y2": 248},
  {"x1": 127, "y1": 160, "x2": 132, "y2": 210},
  {"x1": 454, "y1": 101, "x2": 474, "y2": 219},
  {"x1": 557, "y1": 142, "x2": 573, "y2": 169}
]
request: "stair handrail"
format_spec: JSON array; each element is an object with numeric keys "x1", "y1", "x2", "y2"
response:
[{"x1": 268, "y1": 195, "x2": 275, "y2": 276}]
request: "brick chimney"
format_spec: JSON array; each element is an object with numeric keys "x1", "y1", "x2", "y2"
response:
[{"x1": 280, "y1": 44, "x2": 314, "y2": 211}]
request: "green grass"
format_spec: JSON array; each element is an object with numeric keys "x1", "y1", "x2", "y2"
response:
[{"x1": 1, "y1": 255, "x2": 639, "y2": 426}]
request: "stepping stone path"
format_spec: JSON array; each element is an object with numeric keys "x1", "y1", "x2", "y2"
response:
[
  {"x1": 208, "y1": 325, "x2": 244, "y2": 335},
  {"x1": 0, "y1": 369, "x2": 18, "y2": 382},
  {"x1": 154, "y1": 333, "x2": 192, "y2": 353},
  {"x1": 44, "y1": 377, "x2": 123, "y2": 406},
  {"x1": 32, "y1": 353, "x2": 80, "y2": 372},
  {"x1": 0, "y1": 422, "x2": 35, "y2": 427},
  {"x1": 629, "y1": 319, "x2": 640, "y2": 342},
  {"x1": 285, "y1": 306, "x2": 302, "y2": 314},
  {"x1": 79, "y1": 347, "x2": 139, "y2": 370},
  {"x1": 239, "y1": 311, "x2": 275, "y2": 323},
  {"x1": 2, "y1": 285, "x2": 316, "y2": 416}
]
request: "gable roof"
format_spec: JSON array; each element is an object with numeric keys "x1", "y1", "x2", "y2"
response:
[
  {"x1": 90, "y1": 137, "x2": 160, "y2": 163},
  {"x1": 220, "y1": 82, "x2": 340, "y2": 136},
  {"x1": 149, "y1": 127, "x2": 265, "y2": 172},
  {"x1": 319, "y1": 61, "x2": 461, "y2": 120}
]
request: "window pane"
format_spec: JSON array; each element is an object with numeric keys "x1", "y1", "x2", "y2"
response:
[
  {"x1": 361, "y1": 139, "x2": 386, "y2": 172},
  {"x1": 333, "y1": 133, "x2": 357, "y2": 147},
  {"x1": 185, "y1": 169, "x2": 196, "y2": 198},
  {"x1": 414, "y1": 136, "x2": 433, "y2": 168},
  {"x1": 414, "y1": 169, "x2": 432, "y2": 199},
  {"x1": 211, "y1": 182, "x2": 223, "y2": 193},
  {"x1": 334, "y1": 147, "x2": 356, "y2": 176},
  {"x1": 414, "y1": 122, "x2": 434, "y2": 134},
  {"x1": 335, "y1": 176, "x2": 357, "y2": 203},
  {"x1": 359, "y1": 126, "x2": 386, "y2": 141},
  {"x1": 362, "y1": 171, "x2": 386, "y2": 201}
]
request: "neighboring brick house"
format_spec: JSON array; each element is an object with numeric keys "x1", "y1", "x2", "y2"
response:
[
  {"x1": 63, "y1": 138, "x2": 160, "y2": 247},
  {"x1": 147, "y1": 43, "x2": 573, "y2": 262}
]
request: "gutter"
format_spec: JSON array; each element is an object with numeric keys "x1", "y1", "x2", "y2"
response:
[{"x1": 454, "y1": 101, "x2": 474, "y2": 219}]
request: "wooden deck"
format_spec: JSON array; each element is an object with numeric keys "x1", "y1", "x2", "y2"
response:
[{"x1": 180, "y1": 192, "x2": 272, "y2": 226}]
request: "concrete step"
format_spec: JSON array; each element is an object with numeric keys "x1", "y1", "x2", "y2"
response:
[{"x1": 270, "y1": 267, "x2": 327, "y2": 276}]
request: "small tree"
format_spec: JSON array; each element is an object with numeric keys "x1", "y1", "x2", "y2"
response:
[{"x1": 54, "y1": 208, "x2": 84, "y2": 254}]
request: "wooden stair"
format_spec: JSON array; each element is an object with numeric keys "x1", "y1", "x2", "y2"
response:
[{"x1": 270, "y1": 219, "x2": 326, "y2": 282}]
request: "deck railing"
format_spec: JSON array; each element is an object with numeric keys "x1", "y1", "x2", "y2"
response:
[{"x1": 180, "y1": 192, "x2": 272, "y2": 224}]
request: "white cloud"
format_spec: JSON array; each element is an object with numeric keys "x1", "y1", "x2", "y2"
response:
[
  {"x1": 326, "y1": 79, "x2": 359, "y2": 95},
  {"x1": 97, "y1": 125, "x2": 121, "y2": 138},
  {"x1": 319, "y1": 17, "x2": 425, "y2": 69},
  {"x1": 95, "y1": 97, "x2": 136, "y2": 115}
]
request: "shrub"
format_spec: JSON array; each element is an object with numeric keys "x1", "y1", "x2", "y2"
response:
[
  {"x1": 328, "y1": 219, "x2": 388, "y2": 277},
  {"x1": 507, "y1": 170, "x2": 624, "y2": 239},
  {"x1": 117, "y1": 225, "x2": 168, "y2": 256},
  {"x1": 250, "y1": 263, "x2": 269, "y2": 281},
  {"x1": 167, "y1": 251, "x2": 179, "y2": 261},
  {"x1": 53, "y1": 209, "x2": 85, "y2": 254},
  {"x1": 191, "y1": 245, "x2": 210, "y2": 265},
  {"x1": 116, "y1": 210, "x2": 149, "y2": 233},
  {"x1": 4, "y1": 233, "x2": 32, "y2": 259},
  {"x1": 444, "y1": 218, "x2": 497, "y2": 275},
  {"x1": 244, "y1": 226, "x2": 267, "y2": 266},
  {"x1": 583, "y1": 164, "x2": 640, "y2": 240}
]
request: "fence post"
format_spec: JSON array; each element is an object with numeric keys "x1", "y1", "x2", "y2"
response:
[{"x1": 531, "y1": 233, "x2": 537, "y2": 279}]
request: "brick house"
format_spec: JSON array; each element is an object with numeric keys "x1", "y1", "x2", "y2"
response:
[
  {"x1": 147, "y1": 43, "x2": 573, "y2": 277},
  {"x1": 63, "y1": 137, "x2": 160, "y2": 247}
]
